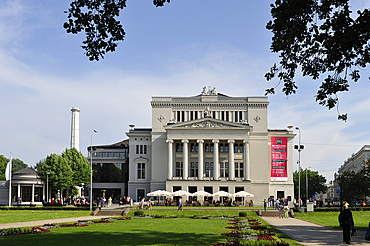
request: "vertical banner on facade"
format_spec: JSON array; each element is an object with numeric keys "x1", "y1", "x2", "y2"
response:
[{"x1": 271, "y1": 137, "x2": 288, "y2": 181}]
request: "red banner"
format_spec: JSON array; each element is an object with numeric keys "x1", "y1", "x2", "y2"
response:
[{"x1": 271, "y1": 137, "x2": 288, "y2": 181}]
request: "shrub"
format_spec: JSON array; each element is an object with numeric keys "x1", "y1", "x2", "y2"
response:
[
  {"x1": 134, "y1": 210, "x2": 144, "y2": 217},
  {"x1": 239, "y1": 211, "x2": 247, "y2": 217}
]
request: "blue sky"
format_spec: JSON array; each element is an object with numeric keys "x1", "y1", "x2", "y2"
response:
[{"x1": 1, "y1": 0, "x2": 370, "y2": 182}]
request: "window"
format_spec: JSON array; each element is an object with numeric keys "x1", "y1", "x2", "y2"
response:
[
  {"x1": 210, "y1": 143, "x2": 214, "y2": 153},
  {"x1": 175, "y1": 162, "x2": 183, "y2": 177},
  {"x1": 114, "y1": 152, "x2": 119, "y2": 157},
  {"x1": 221, "y1": 111, "x2": 225, "y2": 121},
  {"x1": 196, "y1": 143, "x2": 199, "y2": 152},
  {"x1": 136, "y1": 145, "x2": 139, "y2": 154},
  {"x1": 177, "y1": 111, "x2": 181, "y2": 121},
  {"x1": 108, "y1": 152, "x2": 113, "y2": 157},
  {"x1": 190, "y1": 111, "x2": 194, "y2": 121},
  {"x1": 234, "y1": 144, "x2": 239, "y2": 153},
  {"x1": 205, "y1": 143, "x2": 209, "y2": 152},
  {"x1": 140, "y1": 145, "x2": 143, "y2": 154},
  {"x1": 212, "y1": 111, "x2": 216, "y2": 118},
  {"x1": 189, "y1": 186, "x2": 197, "y2": 194},
  {"x1": 220, "y1": 144, "x2": 224, "y2": 152},
  {"x1": 235, "y1": 111, "x2": 238, "y2": 122},
  {"x1": 137, "y1": 163, "x2": 145, "y2": 179},
  {"x1": 205, "y1": 162, "x2": 214, "y2": 177},
  {"x1": 190, "y1": 162, "x2": 198, "y2": 177},
  {"x1": 194, "y1": 111, "x2": 198, "y2": 120},
  {"x1": 144, "y1": 145, "x2": 147, "y2": 154},
  {"x1": 176, "y1": 143, "x2": 183, "y2": 152},
  {"x1": 239, "y1": 111, "x2": 243, "y2": 121},
  {"x1": 190, "y1": 143, "x2": 195, "y2": 152},
  {"x1": 102, "y1": 152, "x2": 108, "y2": 157},
  {"x1": 181, "y1": 111, "x2": 185, "y2": 122},
  {"x1": 235, "y1": 162, "x2": 244, "y2": 178},
  {"x1": 225, "y1": 144, "x2": 229, "y2": 153},
  {"x1": 220, "y1": 162, "x2": 229, "y2": 177},
  {"x1": 226, "y1": 111, "x2": 229, "y2": 121},
  {"x1": 239, "y1": 144, "x2": 243, "y2": 153}
]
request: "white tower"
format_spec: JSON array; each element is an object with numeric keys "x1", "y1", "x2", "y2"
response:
[{"x1": 70, "y1": 107, "x2": 80, "y2": 151}]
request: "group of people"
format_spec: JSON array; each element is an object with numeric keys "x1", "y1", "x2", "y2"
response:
[
  {"x1": 140, "y1": 198, "x2": 153, "y2": 210},
  {"x1": 99, "y1": 197, "x2": 112, "y2": 208}
]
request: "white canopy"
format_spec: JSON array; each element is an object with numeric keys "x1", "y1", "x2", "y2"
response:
[
  {"x1": 233, "y1": 191, "x2": 254, "y2": 197},
  {"x1": 146, "y1": 190, "x2": 170, "y2": 197},
  {"x1": 171, "y1": 190, "x2": 192, "y2": 196},
  {"x1": 192, "y1": 190, "x2": 212, "y2": 197},
  {"x1": 212, "y1": 190, "x2": 232, "y2": 197}
]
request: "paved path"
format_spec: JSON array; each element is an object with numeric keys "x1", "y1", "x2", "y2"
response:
[{"x1": 261, "y1": 217, "x2": 368, "y2": 245}]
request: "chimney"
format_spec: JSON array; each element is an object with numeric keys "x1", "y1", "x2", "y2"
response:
[{"x1": 70, "y1": 107, "x2": 80, "y2": 151}]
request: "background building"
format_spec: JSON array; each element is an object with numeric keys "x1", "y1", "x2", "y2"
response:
[{"x1": 127, "y1": 87, "x2": 295, "y2": 205}]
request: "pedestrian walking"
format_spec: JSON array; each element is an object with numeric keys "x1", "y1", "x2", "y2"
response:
[
  {"x1": 339, "y1": 202, "x2": 354, "y2": 244},
  {"x1": 264, "y1": 199, "x2": 267, "y2": 212}
]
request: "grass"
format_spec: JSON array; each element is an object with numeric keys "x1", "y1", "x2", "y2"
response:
[
  {"x1": 0, "y1": 210, "x2": 92, "y2": 224},
  {"x1": 294, "y1": 211, "x2": 370, "y2": 230}
]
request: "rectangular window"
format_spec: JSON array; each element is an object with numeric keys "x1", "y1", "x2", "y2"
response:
[
  {"x1": 144, "y1": 145, "x2": 147, "y2": 154},
  {"x1": 239, "y1": 111, "x2": 243, "y2": 121},
  {"x1": 235, "y1": 111, "x2": 238, "y2": 122},
  {"x1": 102, "y1": 152, "x2": 108, "y2": 157},
  {"x1": 137, "y1": 163, "x2": 145, "y2": 179},
  {"x1": 221, "y1": 111, "x2": 225, "y2": 121},
  {"x1": 114, "y1": 152, "x2": 119, "y2": 157},
  {"x1": 177, "y1": 111, "x2": 181, "y2": 121},
  {"x1": 220, "y1": 143, "x2": 224, "y2": 152},
  {"x1": 212, "y1": 111, "x2": 216, "y2": 118},
  {"x1": 190, "y1": 111, "x2": 194, "y2": 121},
  {"x1": 194, "y1": 111, "x2": 198, "y2": 120},
  {"x1": 240, "y1": 144, "x2": 243, "y2": 153},
  {"x1": 136, "y1": 145, "x2": 139, "y2": 154},
  {"x1": 235, "y1": 162, "x2": 244, "y2": 178},
  {"x1": 196, "y1": 143, "x2": 199, "y2": 152},
  {"x1": 181, "y1": 111, "x2": 185, "y2": 122},
  {"x1": 190, "y1": 162, "x2": 198, "y2": 177},
  {"x1": 108, "y1": 152, "x2": 113, "y2": 157},
  {"x1": 234, "y1": 144, "x2": 238, "y2": 153},
  {"x1": 225, "y1": 144, "x2": 229, "y2": 153},
  {"x1": 226, "y1": 111, "x2": 229, "y2": 121},
  {"x1": 190, "y1": 143, "x2": 195, "y2": 152},
  {"x1": 176, "y1": 143, "x2": 182, "y2": 152},
  {"x1": 210, "y1": 143, "x2": 214, "y2": 153},
  {"x1": 175, "y1": 162, "x2": 183, "y2": 177},
  {"x1": 205, "y1": 143, "x2": 209, "y2": 152},
  {"x1": 140, "y1": 145, "x2": 143, "y2": 154},
  {"x1": 205, "y1": 162, "x2": 214, "y2": 177},
  {"x1": 220, "y1": 162, "x2": 229, "y2": 177}
]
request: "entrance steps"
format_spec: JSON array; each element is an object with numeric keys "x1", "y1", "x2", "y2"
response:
[{"x1": 93, "y1": 207, "x2": 130, "y2": 216}]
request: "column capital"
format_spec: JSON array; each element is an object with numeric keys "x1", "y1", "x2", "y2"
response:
[
  {"x1": 228, "y1": 139, "x2": 235, "y2": 144},
  {"x1": 243, "y1": 140, "x2": 250, "y2": 144},
  {"x1": 181, "y1": 139, "x2": 189, "y2": 143},
  {"x1": 197, "y1": 139, "x2": 204, "y2": 143},
  {"x1": 212, "y1": 139, "x2": 219, "y2": 144},
  {"x1": 166, "y1": 139, "x2": 174, "y2": 143}
]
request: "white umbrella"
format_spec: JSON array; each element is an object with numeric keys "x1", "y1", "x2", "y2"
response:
[
  {"x1": 171, "y1": 190, "x2": 192, "y2": 196},
  {"x1": 147, "y1": 190, "x2": 170, "y2": 196},
  {"x1": 212, "y1": 190, "x2": 232, "y2": 197},
  {"x1": 192, "y1": 190, "x2": 212, "y2": 197},
  {"x1": 233, "y1": 191, "x2": 254, "y2": 197}
]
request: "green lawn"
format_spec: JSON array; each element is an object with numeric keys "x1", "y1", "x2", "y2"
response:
[
  {"x1": 0, "y1": 210, "x2": 92, "y2": 224},
  {"x1": 294, "y1": 211, "x2": 370, "y2": 230}
]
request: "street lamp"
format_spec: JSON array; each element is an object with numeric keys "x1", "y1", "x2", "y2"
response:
[
  {"x1": 46, "y1": 172, "x2": 50, "y2": 204},
  {"x1": 90, "y1": 129, "x2": 97, "y2": 211},
  {"x1": 306, "y1": 166, "x2": 311, "y2": 203},
  {"x1": 294, "y1": 127, "x2": 304, "y2": 210}
]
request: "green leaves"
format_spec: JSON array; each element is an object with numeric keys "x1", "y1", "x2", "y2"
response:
[
  {"x1": 267, "y1": 0, "x2": 370, "y2": 120},
  {"x1": 64, "y1": 0, "x2": 127, "y2": 61}
]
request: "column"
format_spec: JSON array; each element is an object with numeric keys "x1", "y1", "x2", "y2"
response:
[
  {"x1": 212, "y1": 139, "x2": 219, "y2": 180},
  {"x1": 197, "y1": 139, "x2": 204, "y2": 180},
  {"x1": 32, "y1": 184, "x2": 35, "y2": 203},
  {"x1": 166, "y1": 139, "x2": 174, "y2": 180},
  {"x1": 243, "y1": 140, "x2": 250, "y2": 180},
  {"x1": 228, "y1": 139, "x2": 235, "y2": 180},
  {"x1": 182, "y1": 139, "x2": 189, "y2": 180}
]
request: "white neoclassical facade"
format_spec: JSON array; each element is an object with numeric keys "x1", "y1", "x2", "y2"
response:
[{"x1": 126, "y1": 87, "x2": 295, "y2": 205}]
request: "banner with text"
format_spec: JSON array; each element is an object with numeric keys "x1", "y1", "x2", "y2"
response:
[{"x1": 271, "y1": 137, "x2": 288, "y2": 181}]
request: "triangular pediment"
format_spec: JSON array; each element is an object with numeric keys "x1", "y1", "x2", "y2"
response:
[{"x1": 164, "y1": 117, "x2": 251, "y2": 130}]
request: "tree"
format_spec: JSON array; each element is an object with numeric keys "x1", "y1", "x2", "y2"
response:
[
  {"x1": 293, "y1": 168, "x2": 327, "y2": 201},
  {"x1": 265, "y1": 0, "x2": 370, "y2": 121},
  {"x1": 39, "y1": 153, "x2": 74, "y2": 193},
  {"x1": 337, "y1": 159, "x2": 370, "y2": 205},
  {"x1": 11, "y1": 158, "x2": 28, "y2": 173},
  {"x1": 61, "y1": 148, "x2": 91, "y2": 186},
  {"x1": 64, "y1": 1, "x2": 369, "y2": 120},
  {"x1": 0, "y1": 155, "x2": 8, "y2": 180}
]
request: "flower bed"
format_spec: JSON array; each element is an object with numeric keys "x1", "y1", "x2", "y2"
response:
[{"x1": 218, "y1": 218, "x2": 289, "y2": 246}]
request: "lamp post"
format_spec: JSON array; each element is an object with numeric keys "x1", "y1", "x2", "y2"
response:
[
  {"x1": 46, "y1": 172, "x2": 50, "y2": 203},
  {"x1": 294, "y1": 127, "x2": 304, "y2": 210},
  {"x1": 306, "y1": 166, "x2": 311, "y2": 203},
  {"x1": 90, "y1": 129, "x2": 97, "y2": 211}
]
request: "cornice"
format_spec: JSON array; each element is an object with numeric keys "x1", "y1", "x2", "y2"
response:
[{"x1": 151, "y1": 102, "x2": 268, "y2": 109}]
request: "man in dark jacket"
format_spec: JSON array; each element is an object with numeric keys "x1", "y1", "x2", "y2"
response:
[{"x1": 339, "y1": 202, "x2": 354, "y2": 244}]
